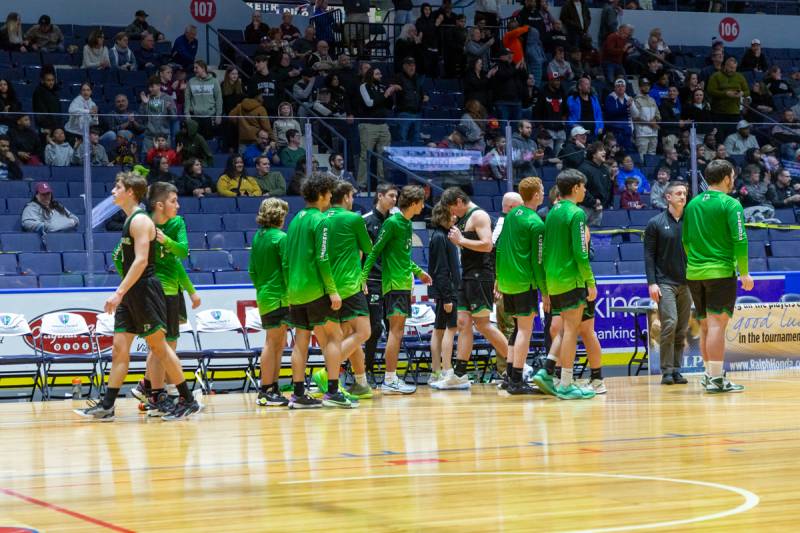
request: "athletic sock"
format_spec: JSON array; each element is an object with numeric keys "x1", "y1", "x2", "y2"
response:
[
  {"x1": 176, "y1": 381, "x2": 193, "y2": 402},
  {"x1": 101, "y1": 387, "x2": 120, "y2": 409},
  {"x1": 271, "y1": 382, "x2": 280, "y2": 393},
  {"x1": 293, "y1": 381, "x2": 305, "y2": 397},
  {"x1": 707, "y1": 361, "x2": 723, "y2": 378},
  {"x1": 511, "y1": 366, "x2": 523, "y2": 383},
  {"x1": 355, "y1": 373, "x2": 368, "y2": 386},
  {"x1": 385, "y1": 371, "x2": 397, "y2": 383},
  {"x1": 561, "y1": 372, "x2": 573, "y2": 387},
  {"x1": 590, "y1": 367, "x2": 603, "y2": 381},
  {"x1": 143, "y1": 378, "x2": 152, "y2": 394},
  {"x1": 260, "y1": 384, "x2": 271, "y2": 394},
  {"x1": 149, "y1": 388, "x2": 165, "y2": 401},
  {"x1": 555, "y1": 367, "x2": 562, "y2": 379},
  {"x1": 329, "y1": 379, "x2": 339, "y2": 394},
  {"x1": 454, "y1": 359, "x2": 468, "y2": 377},
  {"x1": 544, "y1": 355, "x2": 557, "y2": 375}
]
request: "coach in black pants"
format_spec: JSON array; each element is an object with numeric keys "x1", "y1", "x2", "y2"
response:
[{"x1": 643, "y1": 181, "x2": 691, "y2": 385}]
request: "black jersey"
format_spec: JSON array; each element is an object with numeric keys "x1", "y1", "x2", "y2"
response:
[
  {"x1": 117, "y1": 209, "x2": 157, "y2": 279},
  {"x1": 456, "y1": 207, "x2": 494, "y2": 281}
]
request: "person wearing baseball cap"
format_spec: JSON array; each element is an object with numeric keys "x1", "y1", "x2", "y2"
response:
[
  {"x1": 20, "y1": 182, "x2": 80, "y2": 233},
  {"x1": 740, "y1": 37, "x2": 768, "y2": 73},
  {"x1": 630, "y1": 76, "x2": 660, "y2": 159},
  {"x1": 557, "y1": 125, "x2": 588, "y2": 169},
  {"x1": 125, "y1": 9, "x2": 165, "y2": 41},
  {"x1": 537, "y1": 70, "x2": 568, "y2": 154},
  {"x1": 723, "y1": 119, "x2": 759, "y2": 155},
  {"x1": 604, "y1": 77, "x2": 634, "y2": 153},
  {"x1": 491, "y1": 46, "x2": 526, "y2": 122},
  {"x1": 25, "y1": 15, "x2": 64, "y2": 52}
]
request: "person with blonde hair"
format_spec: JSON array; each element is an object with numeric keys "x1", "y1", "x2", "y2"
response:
[{"x1": 0, "y1": 12, "x2": 29, "y2": 52}]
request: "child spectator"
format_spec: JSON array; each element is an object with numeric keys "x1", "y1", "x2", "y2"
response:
[
  {"x1": 72, "y1": 128, "x2": 111, "y2": 166},
  {"x1": 617, "y1": 153, "x2": 651, "y2": 193},
  {"x1": 44, "y1": 128, "x2": 75, "y2": 167},
  {"x1": 111, "y1": 130, "x2": 138, "y2": 166},
  {"x1": 146, "y1": 135, "x2": 180, "y2": 166},
  {"x1": 620, "y1": 177, "x2": 644, "y2": 209},
  {"x1": 272, "y1": 101, "x2": 302, "y2": 148},
  {"x1": 175, "y1": 119, "x2": 213, "y2": 167},
  {"x1": 11, "y1": 115, "x2": 43, "y2": 165},
  {"x1": 140, "y1": 77, "x2": 176, "y2": 151},
  {"x1": 649, "y1": 168, "x2": 670, "y2": 209}
]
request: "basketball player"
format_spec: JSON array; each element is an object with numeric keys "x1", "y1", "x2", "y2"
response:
[
  {"x1": 435, "y1": 188, "x2": 509, "y2": 390},
  {"x1": 682, "y1": 159, "x2": 752, "y2": 393},
  {"x1": 284, "y1": 174, "x2": 355, "y2": 409},
  {"x1": 492, "y1": 192, "x2": 523, "y2": 382},
  {"x1": 538, "y1": 169, "x2": 597, "y2": 400},
  {"x1": 249, "y1": 198, "x2": 291, "y2": 407},
  {"x1": 74, "y1": 172, "x2": 201, "y2": 420},
  {"x1": 361, "y1": 185, "x2": 432, "y2": 394},
  {"x1": 495, "y1": 177, "x2": 548, "y2": 395},
  {"x1": 312, "y1": 181, "x2": 374, "y2": 400},
  {"x1": 428, "y1": 202, "x2": 460, "y2": 385}
]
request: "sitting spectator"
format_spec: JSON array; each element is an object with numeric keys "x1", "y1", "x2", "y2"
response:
[
  {"x1": 171, "y1": 25, "x2": 199, "y2": 71},
  {"x1": 287, "y1": 160, "x2": 306, "y2": 196},
  {"x1": 245, "y1": 12, "x2": 270, "y2": 44},
  {"x1": 740, "y1": 38, "x2": 768, "y2": 73},
  {"x1": 101, "y1": 94, "x2": 145, "y2": 149},
  {"x1": 291, "y1": 68, "x2": 316, "y2": 112},
  {"x1": 125, "y1": 10, "x2": 164, "y2": 41},
  {"x1": 631, "y1": 77, "x2": 660, "y2": 159},
  {"x1": 747, "y1": 81, "x2": 774, "y2": 122},
  {"x1": 724, "y1": 120, "x2": 759, "y2": 156},
  {"x1": 253, "y1": 155, "x2": 287, "y2": 196},
  {"x1": 547, "y1": 46, "x2": 574, "y2": 81},
  {"x1": 140, "y1": 77, "x2": 177, "y2": 151},
  {"x1": 248, "y1": 56, "x2": 280, "y2": 117},
  {"x1": 772, "y1": 109, "x2": 800, "y2": 159},
  {"x1": 736, "y1": 165, "x2": 771, "y2": 209},
  {"x1": 760, "y1": 144, "x2": 780, "y2": 173},
  {"x1": 567, "y1": 45, "x2": 589, "y2": 81},
  {"x1": 700, "y1": 48, "x2": 723, "y2": 86},
  {"x1": 617, "y1": 153, "x2": 650, "y2": 193},
  {"x1": 713, "y1": 143, "x2": 737, "y2": 170},
  {"x1": 10, "y1": 115, "x2": 42, "y2": 166},
  {"x1": 177, "y1": 157, "x2": 215, "y2": 197},
  {"x1": 649, "y1": 168, "x2": 670, "y2": 209},
  {"x1": 278, "y1": 129, "x2": 306, "y2": 168},
  {"x1": 217, "y1": 155, "x2": 262, "y2": 197},
  {"x1": 325, "y1": 152, "x2": 357, "y2": 187},
  {"x1": 307, "y1": 40, "x2": 335, "y2": 73},
  {"x1": 0, "y1": 134, "x2": 23, "y2": 180},
  {"x1": 0, "y1": 12, "x2": 28, "y2": 52},
  {"x1": 32, "y1": 71, "x2": 61, "y2": 134},
  {"x1": 45, "y1": 128, "x2": 75, "y2": 167},
  {"x1": 789, "y1": 68, "x2": 800, "y2": 97},
  {"x1": 65, "y1": 82, "x2": 100, "y2": 141},
  {"x1": 110, "y1": 130, "x2": 138, "y2": 166},
  {"x1": 230, "y1": 96, "x2": 273, "y2": 152},
  {"x1": 567, "y1": 76, "x2": 603, "y2": 137},
  {"x1": 682, "y1": 87, "x2": 714, "y2": 136},
  {"x1": 186, "y1": 60, "x2": 222, "y2": 139},
  {"x1": 656, "y1": 147, "x2": 682, "y2": 181},
  {"x1": 279, "y1": 12, "x2": 301, "y2": 42},
  {"x1": 146, "y1": 135, "x2": 180, "y2": 166},
  {"x1": 620, "y1": 176, "x2": 644, "y2": 209},
  {"x1": 291, "y1": 26, "x2": 316, "y2": 61},
  {"x1": 21, "y1": 182, "x2": 79, "y2": 233},
  {"x1": 559, "y1": 125, "x2": 588, "y2": 169},
  {"x1": 72, "y1": 128, "x2": 111, "y2": 166},
  {"x1": 459, "y1": 100, "x2": 487, "y2": 152},
  {"x1": 768, "y1": 168, "x2": 800, "y2": 208},
  {"x1": 24, "y1": 15, "x2": 64, "y2": 52},
  {"x1": 485, "y1": 136, "x2": 507, "y2": 180},
  {"x1": 273, "y1": 102, "x2": 303, "y2": 149},
  {"x1": 82, "y1": 29, "x2": 110, "y2": 69},
  {"x1": 175, "y1": 119, "x2": 213, "y2": 167},
  {"x1": 109, "y1": 32, "x2": 137, "y2": 71},
  {"x1": 243, "y1": 129, "x2": 279, "y2": 167},
  {"x1": 149, "y1": 155, "x2": 179, "y2": 185},
  {"x1": 136, "y1": 32, "x2": 164, "y2": 71},
  {"x1": 765, "y1": 66, "x2": 792, "y2": 96}
]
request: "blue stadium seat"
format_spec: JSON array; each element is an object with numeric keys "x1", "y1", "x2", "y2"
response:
[
  {"x1": 222, "y1": 213, "x2": 258, "y2": 231},
  {"x1": 591, "y1": 261, "x2": 617, "y2": 276},
  {"x1": 214, "y1": 271, "x2": 252, "y2": 284},
  {"x1": 236, "y1": 196, "x2": 263, "y2": 213},
  {"x1": 774, "y1": 208, "x2": 798, "y2": 224},
  {"x1": 0, "y1": 233, "x2": 43, "y2": 252},
  {"x1": 58, "y1": 197, "x2": 86, "y2": 215},
  {"x1": 769, "y1": 242, "x2": 797, "y2": 258},
  {"x1": 628, "y1": 209, "x2": 661, "y2": 227},
  {"x1": 748, "y1": 243, "x2": 767, "y2": 258},
  {"x1": 749, "y1": 258, "x2": 767, "y2": 272},
  {"x1": 230, "y1": 249, "x2": 249, "y2": 270},
  {"x1": 183, "y1": 214, "x2": 223, "y2": 232},
  {"x1": 600, "y1": 210, "x2": 630, "y2": 228},
  {"x1": 24, "y1": 166, "x2": 51, "y2": 181},
  {"x1": 179, "y1": 197, "x2": 201, "y2": 214},
  {"x1": 353, "y1": 198, "x2": 373, "y2": 214},
  {"x1": 83, "y1": 274, "x2": 119, "y2": 287},
  {"x1": 592, "y1": 245, "x2": 618, "y2": 262},
  {"x1": 245, "y1": 230, "x2": 258, "y2": 245},
  {"x1": 284, "y1": 197, "x2": 305, "y2": 212},
  {"x1": 0, "y1": 215, "x2": 20, "y2": 232},
  {"x1": 0, "y1": 182, "x2": 31, "y2": 197},
  {"x1": 415, "y1": 230, "x2": 430, "y2": 247},
  {"x1": 51, "y1": 167, "x2": 85, "y2": 181},
  {"x1": 0, "y1": 254, "x2": 18, "y2": 275},
  {"x1": 18, "y1": 253, "x2": 63, "y2": 275},
  {"x1": 103, "y1": 252, "x2": 118, "y2": 273},
  {"x1": 473, "y1": 180, "x2": 500, "y2": 196},
  {"x1": 0, "y1": 276, "x2": 37, "y2": 289},
  {"x1": 618, "y1": 242, "x2": 642, "y2": 261},
  {"x1": 62, "y1": 251, "x2": 106, "y2": 273},
  {"x1": 6, "y1": 198, "x2": 29, "y2": 214},
  {"x1": 39, "y1": 274, "x2": 84, "y2": 288},
  {"x1": 45, "y1": 233, "x2": 84, "y2": 252},
  {"x1": 769, "y1": 229, "x2": 800, "y2": 241},
  {"x1": 187, "y1": 232, "x2": 207, "y2": 250},
  {"x1": 411, "y1": 248, "x2": 427, "y2": 268},
  {"x1": 189, "y1": 250, "x2": 232, "y2": 271},
  {"x1": 188, "y1": 272, "x2": 214, "y2": 285},
  {"x1": 200, "y1": 197, "x2": 238, "y2": 214},
  {"x1": 767, "y1": 257, "x2": 800, "y2": 271},
  {"x1": 748, "y1": 229, "x2": 768, "y2": 241},
  {"x1": 617, "y1": 261, "x2": 645, "y2": 275},
  {"x1": 92, "y1": 233, "x2": 121, "y2": 252},
  {"x1": 207, "y1": 231, "x2": 246, "y2": 250}
]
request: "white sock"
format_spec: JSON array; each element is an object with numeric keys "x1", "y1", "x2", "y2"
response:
[
  {"x1": 355, "y1": 373, "x2": 367, "y2": 386},
  {"x1": 165, "y1": 383, "x2": 178, "y2": 396},
  {"x1": 707, "y1": 361, "x2": 723, "y2": 378},
  {"x1": 547, "y1": 353, "x2": 558, "y2": 362},
  {"x1": 385, "y1": 371, "x2": 397, "y2": 383},
  {"x1": 561, "y1": 372, "x2": 573, "y2": 387}
]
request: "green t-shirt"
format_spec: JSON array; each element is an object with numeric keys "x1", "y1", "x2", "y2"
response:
[
  {"x1": 249, "y1": 227, "x2": 288, "y2": 315},
  {"x1": 496, "y1": 205, "x2": 547, "y2": 295},
  {"x1": 283, "y1": 207, "x2": 338, "y2": 305},
  {"x1": 543, "y1": 199, "x2": 595, "y2": 296},
  {"x1": 321, "y1": 206, "x2": 373, "y2": 300},
  {"x1": 682, "y1": 189, "x2": 749, "y2": 280},
  {"x1": 361, "y1": 212, "x2": 422, "y2": 294}
]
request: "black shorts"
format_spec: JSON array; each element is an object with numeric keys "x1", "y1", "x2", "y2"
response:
[
  {"x1": 457, "y1": 278, "x2": 494, "y2": 316},
  {"x1": 114, "y1": 276, "x2": 167, "y2": 337},
  {"x1": 434, "y1": 299, "x2": 457, "y2": 329},
  {"x1": 338, "y1": 292, "x2": 370, "y2": 322},
  {"x1": 550, "y1": 287, "x2": 588, "y2": 316},
  {"x1": 503, "y1": 289, "x2": 539, "y2": 317},
  {"x1": 384, "y1": 290, "x2": 411, "y2": 318},
  {"x1": 688, "y1": 277, "x2": 737, "y2": 320},
  {"x1": 288, "y1": 295, "x2": 337, "y2": 331},
  {"x1": 164, "y1": 293, "x2": 188, "y2": 341},
  {"x1": 261, "y1": 307, "x2": 289, "y2": 330}
]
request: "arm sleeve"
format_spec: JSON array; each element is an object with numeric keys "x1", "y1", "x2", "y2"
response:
[
  {"x1": 728, "y1": 203, "x2": 750, "y2": 275},
  {"x1": 162, "y1": 219, "x2": 189, "y2": 259},
  {"x1": 315, "y1": 218, "x2": 338, "y2": 295},
  {"x1": 571, "y1": 210, "x2": 595, "y2": 287},
  {"x1": 20, "y1": 205, "x2": 43, "y2": 232},
  {"x1": 531, "y1": 223, "x2": 548, "y2": 296},
  {"x1": 643, "y1": 219, "x2": 658, "y2": 285},
  {"x1": 360, "y1": 84, "x2": 374, "y2": 107},
  {"x1": 178, "y1": 266, "x2": 196, "y2": 294},
  {"x1": 355, "y1": 217, "x2": 373, "y2": 256},
  {"x1": 268, "y1": 172, "x2": 287, "y2": 196},
  {"x1": 361, "y1": 220, "x2": 392, "y2": 283},
  {"x1": 216, "y1": 175, "x2": 235, "y2": 197}
]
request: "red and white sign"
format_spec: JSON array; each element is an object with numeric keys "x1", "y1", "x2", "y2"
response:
[
  {"x1": 718, "y1": 17, "x2": 740, "y2": 43},
  {"x1": 190, "y1": 0, "x2": 217, "y2": 24}
]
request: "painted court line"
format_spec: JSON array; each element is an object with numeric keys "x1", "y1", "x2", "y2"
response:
[{"x1": 281, "y1": 471, "x2": 760, "y2": 532}]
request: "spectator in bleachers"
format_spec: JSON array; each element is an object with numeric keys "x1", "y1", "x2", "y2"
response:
[
  {"x1": 177, "y1": 157, "x2": 215, "y2": 197},
  {"x1": 148, "y1": 155, "x2": 178, "y2": 186},
  {"x1": 286, "y1": 159, "x2": 306, "y2": 195},
  {"x1": 605, "y1": 78, "x2": 634, "y2": 154},
  {"x1": 682, "y1": 87, "x2": 714, "y2": 136},
  {"x1": 474, "y1": 0, "x2": 500, "y2": 28},
  {"x1": 708, "y1": 56, "x2": 749, "y2": 140},
  {"x1": 735, "y1": 165, "x2": 771, "y2": 211},
  {"x1": 0, "y1": 12, "x2": 28, "y2": 52},
  {"x1": 443, "y1": 14, "x2": 468, "y2": 80},
  {"x1": 140, "y1": 77, "x2": 177, "y2": 152},
  {"x1": 21, "y1": 182, "x2": 79, "y2": 233},
  {"x1": 291, "y1": 26, "x2": 316, "y2": 61},
  {"x1": 768, "y1": 168, "x2": 800, "y2": 208},
  {"x1": 700, "y1": 48, "x2": 723, "y2": 85},
  {"x1": 772, "y1": 109, "x2": 800, "y2": 158},
  {"x1": 176, "y1": 119, "x2": 213, "y2": 167},
  {"x1": 0, "y1": 134, "x2": 23, "y2": 180},
  {"x1": 136, "y1": 32, "x2": 163, "y2": 72},
  {"x1": 567, "y1": 75, "x2": 603, "y2": 137},
  {"x1": 255, "y1": 29, "x2": 284, "y2": 69},
  {"x1": 325, "y1": 152, "x2": 357, "y2": 187},
  {"x1": 312, "y1": 0, "x2": 335, "y2": 46},
  {"x1": 546, "y1": 19, "x2": 568, "y2": 55},
  {"x1": 464, "y1": 58, "x2": 492, "y2": 110},
  {"x1": 343, "y1": 0, "x2": 370, "y2": 59},
  {"x1": 109, "y1": 32, "x2": 137, "y2": 71},
  {"x1": 324, "y1": 71, "x2": 348, "y2": 114},
  {"x1": 559, "y1": 125, "x2": 587, "y2": 168},
  {"x1": 598, "y1": 0, "x2": 621, "y2": 44},
  {"x1": 279, "y1": 12, "x2": 301, "y2": 43},
  {"x1": 649, "y1": 167, "x2": 669, "y2": 209},
  {"x1": 171, "y1": 25, "x2": 199, "y2": 71},
  {"x1": 465, "y1": 27, "x2": 494, "y2": 74},
  {"x1": 656, "y1": 146, "x2": 682, "y2": 180},
  {"x1": 0, "y1": 78, "x2": 21, "y2": 129},
  {"x1": 24, "y1": 15, "x2": 63, "y2": 52},
  {"x1": 523, "y1": 24, "x2": 547, "y2": 88},
  {"x1": 217, "y1": 154, "x2": 262, "y2": 197},
  {"x1": 620, "y1": 176, "x2": 644, "y2": 209},
  {"x1": 645, "y1": 28, "x2": 672, "y2": 64},
  {"x1": 764, "y1": 66, "x2": 792, "y2": 96},
  {"x1": 357, "y1": 67, "x2": 396, "y2": 187},
  {"x1": 394, "y1": 24, "x2": 424, "y2": 74},
  {"x1": 11, "y1": 115, "x2": 42, "y2": 166},
  {"x1": 579, "y1": 141, "x2": 613, "y2": 225},
  {"x1": 32, "y1": 70, "x2": 61, "y2": 134},
  {"x1": 291, "y1": 68, "x2": 316, "y2": 113},
  {"x1": 273, "y1": 102, "x2": 302, "y2": 149},
  {"x1": 559, "y1": 0, "x2": 591, "y2": 49},
  {"x1": 186, "y1": 59, "x2": 222, "y2": 139},
  {"x1": 535, "y1": 71, "x2": 567, "y2": 154},
  {"x1": 649, "y1": 72, "x2": 670, "y2": 106},
  {"x1": 44, "y1": 128, "x2": 74, "y2": 167},
  {"x1": 739, "y1": 38, "x2": 768, "y2": 73},
  {"x1": 697, "y1": 132, "x2": 717, "y2": 163},
  {"x1": 491, "y1": 48, "x2": 526, "y2": 122},
  {"x1": 81, "y1": 29, "x2": 110, "y2": 69},
  {"x1": 230, "y1": 96, "x2": 272, "y2": 154},
  {"x1": 393, "y1": 57, "x2": 427, "y2": 145},
  {"x1": 618, "y1": 153, "x2": 650, "y2": 192},
  {"x1": 101, "y1": 94, "x2": 144, "y2": 149},
  {"x1": 274, "y1": 52, "x2": 302, "y2": 97},
  {"x1": 679, "y1": 72, "x2": 701, "y2": 107},
  {"x1": 724, "y1": 120, "x2": 759, "y2": 156},
  {"x1": 788, "y1": 67, "x2": 800, "y2": 97},
  {"x1": 243, "y1": 129, "x2": 278, "y2": 167},
  {"x1": 72, "y1": 127, "x2": 111, "y2": 166},
  {"x1": 245, "y1": 11, "x2": 270, "y2": 44},
  {"x1": 248, "y1": 56, "x2": 279, "y2": 117},
  {"x1": 601, "y1": 24, "x2": 633, "y2": 84},
  {"x1": 511, "y1": 119, "x2": 544, "y2": 181},
  {"x1": 746, "y1": 80, "x2": 774, "y2": 121},
  {"x1": 158, "y1": 64, "x2": 182, "y2": 119},
  {"x1": 125, "y1": 10, "x2": 165, "y2": 42},
  {"x1": 459, "y1": 100, "x2": 487, "y2": 152},
  {"x1": 307, "y1": 40, "x2": 335, "y2": 73},
  {"x1": 485, "y1": 135, "x2": 506, "y2": 179},
  {"x1": 631, "y1": 77, "x2": 660, "y2": 158},
  {"x1": 712, "y1": 143, "x2": 736, "y2": 169},
  {"x1": 658, "y1": 85, "x2": 682, "y2": 152},
  {"x1": 278, "y1": 129, "x2": 306, "y2": 168},
  {"x1": 253, "y1": 155, "x2": 287, "y2": 197},
  {"x1": 547, "y1": 46, "x2": 574, "y2": 81},
  {"x1": 145, "y1": 135, "x2": 180, "y2": 166},
  {"x1": 415, "y1": 3, "x2": 443, "y2": 78}
]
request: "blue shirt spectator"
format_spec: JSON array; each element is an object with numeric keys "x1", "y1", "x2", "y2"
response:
[
  {"x1": 171, "y1": 25, "x2": 199, "y2": 70},
  {"x1": 617, "y1": 154, "x2": 651, "y2": 193}
]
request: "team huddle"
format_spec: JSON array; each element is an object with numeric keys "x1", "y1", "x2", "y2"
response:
[{"x1": 74, "y1": 157, "x2": 752, "y2": 419}]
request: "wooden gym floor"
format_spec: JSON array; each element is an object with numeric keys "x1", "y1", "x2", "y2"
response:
[{"x1": 0, "y1": 371, "x2": 798, "y2": 532}]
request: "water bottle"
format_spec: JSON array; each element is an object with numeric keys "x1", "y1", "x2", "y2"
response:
[{"x1": 71, "y1": 378, "x2": 82, "y2": 400}]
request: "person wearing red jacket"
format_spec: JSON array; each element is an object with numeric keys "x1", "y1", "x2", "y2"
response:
[{"x1": 146, "y1": 135, "x2": 181, "y2": 166}]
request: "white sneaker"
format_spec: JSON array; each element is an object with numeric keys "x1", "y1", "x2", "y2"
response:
[
  {"x1": 430, "y1": 369, "x2": 453, "y2": 390},
  {"x1": 380, "y1": 378, "x2": 416, "y2": 395},
  {"x1": 522, "y1": 364, "x2": 534, "y2": 382},
  {"x1": 435, "y1": 373, "x2": 471, "y2": 390},
  {"x1": 589, "y1": 378, "x2": 607, "y2": 394}
]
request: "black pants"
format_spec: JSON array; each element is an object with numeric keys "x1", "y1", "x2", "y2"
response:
[{"x1": 364, "y1": 285, "x2": 386, "y2": 373}]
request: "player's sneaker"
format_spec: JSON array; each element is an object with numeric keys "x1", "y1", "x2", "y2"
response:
[
  {"x1": 346, "y1": 383, "x2": 373, "y2": 399},
  {"x1": 147, "y1": 392, "x2": 175, "y2": 417},
  {"x1": 73, "y1": 400, "x2": 115, "y2": 421},
  {"x1": 661, "y1": 373, "x2": 675, "y2": 385},
  {"x1": 589, "y1": 379, "x2": 607, "y2": 394},
  {"x1": 522, "y1": 364, "x2": 534, "y2": 382},
  {"x1": 380, "y1": 378, "x2": 416, "y2": 395},
  {"x1": 256, "y1": 390, "x2": 289, "y2": 407},
  {"x1": 130, "y1": 380, "x2": 148, "y2": 403},
  {"x1": 339, "y1": 388, "x2": 360, "y2": 404},
  {"x1": 429, "y1": 371, "x2": 442, "y2": 384},
  {"x1": 162, "y1": 398, "x2": 203, "y2": 420},
  {"x1": 312, "y1": 368, "x2": 329, "y2": 394},
  {"x1": 532, "y1": 369, "x2": 557, "y2": 396},
  {"x1": 672, "y1": 372, "x2": 688, "y2": 384},
  {"x1": 430, "y1": 369, "x2": 453, "y2": 389},
  {"x1": 556, "y1": 383, "x2": 596, "y2": 400},
  {"x1": 322, "y1": 391, "x2": 357, "y2": 408},
  {"x1": 289, "y1": 394, "x2": 322, "y2": 409},
  {"x1": 705, "y1": 376, "x2": 745, "y2": 394},
  {"x1": 507, "y1": 381, "x2": 537, "y2": 395},
  {"x1": 700, "y1": 373, "x2": 710, "y2": 387},
  {"x1": 434, "y1": 373, "x2": 471, "y2": 390},
  {"x1": 496, "y1": 371, "x2": 509, "y2": 390}
]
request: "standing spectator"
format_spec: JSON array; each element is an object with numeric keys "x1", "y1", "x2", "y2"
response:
[
  {"x1": 681, "y1": 87, "x2": 714, "y2": 136},
  {"x1": 44, "y1": 128, "x2": 74, "y2": 167},
  {"x1": 643, "y1": 181, "x2": 691, "y2": 385},
  {"x1": 491, "y1": 48, "x2": 526, "y2": 122},
  {"x1": 443, "y1": 14, "x2": 468, "y2": 80},
  {"x1": 344, "y1": 0, "x2": 370, "y2": 59},
  {"x1": 0, "y1": 135, "x2": 23, "y2": 180},
  {"x1": 598, "y1": 0, "x2": 621, "y2": 44},
  {"x1": 248, "y1": 56, "x2": 280, "y2": 117},
  {"x1": 579, "y1": 141, "x2": 612, "y2": 225},
  {"x1": 24, "y1": 15, "x2": 64, "y2": 52},
  {"x1": 601, "y1": 24, "x2": 633, "y2": 84},
  {"x1": 21, "y1": 183, "x2": 79, "y2": 233},
  {"x1": 124, "y1": 10, "x2": 164, "y2": 41},
  {"x1": 176, "y1": 119, "x2": 213, "y2": 167},
  {"x1": 171, "y1": 25, "x2": 199, "y2": 71},
  {"x1": 464, "y1": 58, "x2": 493, "y2": 110},
  {"x1": 253, "y1": 156, "x2": 286, "y2": 197},
  {"x1": 394, "y1": 57, "x2": 427, "y2": 145},
  {"x1": 649, "y1": 168, "x2": 670, "y2": 209},
  {"x1": 707, "y1": 56, "x2": 749, "y2": 141},
  {"x1": 273, "y1": 102, "x2": 303, "y2": 149},
  {"x1": 72, "y1": 128, "x2": 111, "y2": 166},
  {"x1": 10, "y1": 115, "x2": 43, "y2": 166},
  {"x1": 631, "y1": 77, "x2": 660, "y2": 159},
  {"x1": 604, "y1": 78, "x2": 634, "y2": 154},
  {"x1": 219, "y1": 67, "x2": 245, "y2": 150},
  {"x1": 735, "y1": 165, "x2": 771, "y2": 213},
  {"x1": 620, "y1": 177, "x2": 644, "y2": 209},
  {"x1": 32, "y1": 71, "x2": 61, "y2": 134},
  {"x1": 559, "y1": 0, "x2": 591, "y2": 49},
  {"x1": 700, "y1": 48, "x2": 723, "y2": 86},
  {"x1": 357, "y1": 67, "x2": 396, "y2": 188},
  {"x1": 177, "y1": 157, "x2": 215, "y2": 197},
  {"x1": 739, "y1": 38, "x2": 769, "y2": 73},
  {"x1": 474, "y1": 0, "x2": 500, "y2": 28},
  {"x1": 658, "y1": 85, "x2": 683, "y2": 153},
  {"x1": 511, "y1": 119, "x2": 544, "y2": 181},
  {"x1": 416, "y1": 3, "x2": 444, "y2": 78},
  {"x1": 136, "y1": 32, "x2": 164, "y2": 72},
  {"x1": 139, "y1": 77, "x2": 177, "y2": 152},
  {"x1": 465, "y1": 27, "x2": 494, "y2": 73},
  {"x1": 243, "y1": 129, "x2": 279, "y2": 167},
  {"x1": 502, "y1": 20, "x2": 528, "y2": 67},
  {"x1": 459, "y1": 100, "x2": 487, "y2": 152},
  {"x1": 724, "y1": 120, "x2": 759, "y2": 156},
  {"x1": 765, "y1": 66, "x2": 792, "y2": 96},
  {"x1": 567, "y1": 76, "x2": 603, "y2": 137},
  {"x1": 109, "y1": 32, "x2": 137, "y2": 71},
  {"x1": 394, "y1": 24, "x2": 424, "y2": 74},
  {"x1": 186, "y1": 60, "x2": 223, "y2": 139},
  {"x1": 393, "y1": 0, "x2": 415, "y2": 25},
  {"x1": 325, "y1": 152, "x2": 357, "y2": 188},
  {"x1": 245, "y1": 12, "x2": 270, "y2": 44},
  {"x1": 558, "y1": 125, "x2": 588, "y2": 169},
  {"x1": 0, "y1": 12, "x2": 28, "y2": 52},
  {"x1": 279, "y1": 12, "x2": 301, "y2": 42},
  {"x1": 217, "y1": 155, "x2": 262, "y2": 197},
  {"x1": 548, "y1": 46, "x2": 574, "y2": 82},
  {"x1": 230, "y1": 96, "x2": 272, "y2": 153},
  {"x1": 767, "y1": 168, "x2": 800, "y2": 208},
  {"x1": 649, "y1": 72, "x2": 670, "y2": 106},
  {"x1": 525, "y1": 25, "x2": 547, "y2": 87},
  {"x1": 82, "y1": 29, "x2": 110, "y2": 69},
  {"x1": 65, "y1": 82, "x2": 99, "y2": 141},
  {"x1": 679, "y1": 72, "x2": 702, "y2": 107},
  {"x1": 536, "y1": 71, "x2": 568, "y2": 154},
  {"x1": 617, "y1": 153, "x2": 650, "y2": 192},
  {"x1": 545, "y1": 20, "x2": 568, "y2": 55},
  {"x1": 278, "y1": 129, "x2": 306, "y2": 168}
]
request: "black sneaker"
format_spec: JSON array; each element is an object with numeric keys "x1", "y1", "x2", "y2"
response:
[
  {"x1": 507, "y1": 381, "x2": 537, "y2": 395},
  {"x1": 289, "y1": 393, "x2": 322, "y2": 409},
  {"x1": 162, "y1": 398, "x2": 203, "y2": 421},
  {"x1": 73, "y1": 400, "x2": 115, "y2": 421},
  {"x1": 496, "y1": 371, "x2": 509, "y2": 390},
  {"x1": 147, "y1": 392, "x2": 175, "y2": 417},
  {"x1": 672, "y1": 372, "x2": 688, "y2": 384},
  {"x1": 661, "y1": 373, "x2": 675, "y2": 385},
  {"x1": 130, "y1": 380, "x2": 148, "y2": 403},
  {"x1": 257, "y1": 390, "x2": 289, "y2": 407}
]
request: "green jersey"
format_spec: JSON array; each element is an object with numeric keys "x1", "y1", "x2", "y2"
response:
[
  {"x1": 321, "y1": 206, "x2": 373, "y2": 300},
  {"x1": 249, "y1": 227, "x2": 288, "y2": 315},
  {"x1": 496, "y1": 205, "x2": 547, "y2": 295},
  {"x1": 682, "y1": 189, "x2": 749, "y2": 280},
  {"x1": 543, "y1": 199, "x2": 595, "y2": 296},
  {"x1": 283, "y1": 207, "x2": 338, "y2": 305},
  {"x1": 361, "y1": 212, "x2": 422, "y2": 294}
]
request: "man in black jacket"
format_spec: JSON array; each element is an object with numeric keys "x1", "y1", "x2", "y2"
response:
[
  {"x1": 393, "y1": 57, "x2": 428, "y2": 145},
  {"x1": 558, "y1": 125, "x2": 587, "y2": 169},
  {"x1": 578, "y1": 141, "x2": 611, "y2": 226},
  {"x1": 643, "y1": 181, "x2": 691, "y2": 386},
  {"x1": 491, "y1": 48, "x2": 526, "y2": 123},
  {"x1": 536, "y1": 71, "x2": 568, "y2": 155}
]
